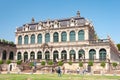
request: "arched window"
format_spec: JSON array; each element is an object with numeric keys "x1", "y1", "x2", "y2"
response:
[
  {"x1": 45, "y1": 51, "x2": 50, "y2": 60},
  {"x1": 24, "y1": 52, "x2": 28, "y2": 62},
  {"x1": 70, "y1": 50, "x2": 76, "y2": 60},
  {"x1": 17, "y1": 52, "x2": 21, "y2": 60},
  {"x1": 18, "y1": 36, "x2": 22, "y2": 45},
  {"x1": 89, "y1": 49, "x2": 96, "y2": 60},
  {"x1": 61, "y1": 32, "x2": 67, "y2": 42},
  {"x1": 30, "y1": 52, "x2": 35, "y2": 60},
  {"x1": 78, "y1": 49, "x2": 85, "y2": 60},
  {"x1": 2, "y1": 50, "x2": 7, "y2": 60},
  {"x1": 9, "y1": 51, "x2": 14, "y2": 60},
  {"x1": 31, "y1": 34, "x2": 35, "y2": 44},
  {"x1": 70, "y1": 31, "x2": 75, "y2": 41},
  {"x1": 37, "y1": 51, "x2": 42, "y2": 59},
  {"x1": 53, "y1": 32, "x2": 59, "y2": 42},
  {"x1": 99, "y1": 49, "x2": 106, "y2": 61},
  {"x1": 24, "y1": 35, "x2": 28, "y2": 44},
  {"x1": 53, "y1": 50, "x2": 59, "y2": 61},
  {"x1": 61, "y1": 50, "x2": 67, "y2": 60},
  {"x1": 37, "y1": 34, "x2": 42, "y2": 43},
  {"x1": 78, "y1": 30, "x2": 84, "y2": 41},
  {"x1": 45, "y1": 33, "x2": 50, "y2": 43}
]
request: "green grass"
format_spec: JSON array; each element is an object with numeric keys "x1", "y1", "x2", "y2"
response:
[{"x1": 0, "y1": 74, "x2": 120, "y2": 80}]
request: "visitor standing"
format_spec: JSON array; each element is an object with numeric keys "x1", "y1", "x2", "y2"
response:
[{"x1": 57, "y1": 67, "x2": 61, "y2": 77}]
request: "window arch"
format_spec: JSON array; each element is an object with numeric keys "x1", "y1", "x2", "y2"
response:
[
  {"x1": 89, "y1": 49, "x2": 96, "y2": 60},
  {"x1": 18, "y1": 35, "x2": 22, "y2": 45},
  {"x1": 37, "y1": 51, "x2": 42, "y2": 59},
  {"x1": 53, "y1": 50, "x2": 59, "y2": 61},
  {"x1": 24, "y1": 35, "x2": 28, "y2": 44},
  {"x1": 37, "y1": 34, "x2": 42, "y2": 43},
  {"x1": 31, "y1": 34, "x2": 35, "y2": 44},
  {"x1": 70, "y1": 31, "x2": 75, "y2": 41},
  {"x1": 70, "y1": 50, "x2": 76, "y2": 60},
  {"x1": 45, "y1": 51, "x2": 50, "y2": 60},
  {"x1": 9, "y1": 51, "x2": 14, "y2": 60},
  {"x1": 53, "y1": 32, "x2": 59, "y2": 42},
  {"x1": 17, "y1": 52, "x2": 21, "y2": 60},
  {"x1": 78, "y1": 49, "x2": 85, "y2": 59},
  {"x1": 78, "y1": 30, "x2": 84, "y2": 41},
  {"x1": 61, "y1": 50, "x2": 67, "y2": 60},
  {"x1": 99, "y1": 49, "x2": 106, "y2": 60},
  {"x1": 61, "y1": 32, "x2": 67, "y2": 42},
  {"x1": 2, "y1": 50, "x2": 7, "y2": 60},
  {"x1": 30, "y1": 51, "x2": 35, "y2": 60},
  {"x1": 45, "y1": 33, "x2": 50, "y2": 43},
  {"x1": 24, "y1": 52, "x2": 28, "y2": 62}
]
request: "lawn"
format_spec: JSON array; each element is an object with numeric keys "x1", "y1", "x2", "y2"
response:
[{"x1": 0, "y1": 74, "x2": 120, "y2": 80}]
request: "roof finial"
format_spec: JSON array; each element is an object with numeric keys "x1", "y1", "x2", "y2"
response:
[
  {"x1": 77, "y1": 11, "x2": 80, "y2": 17},
  {"x1": 31, "y1": 17, "x2": 35, "y2": 23}
]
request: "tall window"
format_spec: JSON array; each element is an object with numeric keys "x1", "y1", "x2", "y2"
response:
[
  {"x1": 37, "y1": 51, "x2": 42, "y2": 59},
  {"x1": 70, "y1": 31, "x2": 75, "y2": 41},
  {"x1": 78, "y1": 49, "x2": 85, "y2": 59},
  {"x1": 37, "y1": 34, "x2": 42, "y2": 43},
  {"x1": 61, "y1": 32, "x2": 67, "y2": 42},
  {"x1": 99, "y1": 49, "x2": 106, "y2": 60},
  {"x1": 70, "y1": 50, "x2": 76, "y2": 60},
  {"x1": 9, "y1": 52, "x2": 14, "y2": 60},
  {"x1": 61, "y1": 50, "x2": 67, "y2": 60},
  {"x1": 18, "y1": 36, "x2": 22, "y2": 45},
  {"x1": 45, "y1": 51, "x2": 50, "y2": 60},
  {"x1": 31, "y1": 34, "x2": 35, "y2": 44},
  {"x1": 78, "y1": 30, "x2": 84, "y2": 41},
  {"x1": 24, "y1": 52, "x2": 28, "y2": 62},
  {"x1": 24, "y1": 35, "x2": 28, "y2": 44},
  {"x1": 30, "y1": 52, "x2": 35, "y2": 59},
  {"x1": 53, "y1": 32, "x2": 59, "y2": 42},
  {"x1": 17, "y1": 52, "x2": 21, "y2": 60},
  {"x1": 45, "y1": 33, "x2": 50, "y2": 43},
  {"x1": 89, "y1": 49, "x2": 96, "y2": 60}
]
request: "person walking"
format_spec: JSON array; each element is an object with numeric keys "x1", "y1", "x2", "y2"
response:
[{"x1": 57, "y1": 67, "x2": 61, "y2": 77}]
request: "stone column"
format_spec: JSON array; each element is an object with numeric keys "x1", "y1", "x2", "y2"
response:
[
  {"x1": 42, "y1": 51, "x2": 45, "y2": 60},
  {"x1": 35, "y1": 52, "x2": 37, "y2": 60},
  {"x1": 28, "y1": 34, "x2": 31, "y2": 44},
  {"x1": 50, "y1": 32, "x2": 53, "y2": 43},
  {"x1": 76, "y1": 30, "x2": 78, "y2": 41},
  {"x1": 21, "y1": 52, "x2": 24, "y2": 60},
  {"x1": 67, "y1": 31, "x2": 70, "y2": 42},
  {"x1": 22, "y1": 35, "x2": 24, "y2": 44},
  {"x1": 28, "y1": 51, "x2": 30, "y2": 60},
  {"x1": 35, "y1": 33, "x2": 38, "y2": 44},
  {"x1": 85, "y1": 48, "x2": 89, "y2": 59},
  {"x1": 85, "y1": 29, "x2": 88, "y2": 40},
  {"x1": 59, "y1": 31, "x2": 61, "y2": 42},
  {"x1": 50, "y1": 51, "x2": 53, "y2": 60},
  {"x1": 59, "y1": 51, "x2": 61, "y2": 60},
  {"x1": 67, "y1": 50, "x2": 70, "y2": 60},
  {"x1": 42, "y1": 32, "x2": 45, "y2": 43},
  {"x1": 96, "y1": 48, "x2": 99, "y2": 60}
]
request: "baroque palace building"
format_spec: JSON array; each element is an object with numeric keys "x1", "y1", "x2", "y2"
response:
[{"x1": 15, "y1": 11, "x2": 120, "y2": 71}]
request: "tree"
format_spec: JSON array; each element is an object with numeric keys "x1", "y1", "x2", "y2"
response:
[
  {"x1": 48, "y1": 60, "x2": 53, "y2": 66},
  {"x1": 112, "y1": 62, "x2": 118, "y2": 76},
  {"x1": 16, "y1": 60, "x2": 22, "y2": 74},
  {"x1": 88, "y1": 61, "x2": 93, "y2": 75},
  {"x1": 58, "y1": 61, "x2": 64, "y2": 66},
  {"x1": 79, "y1": 61, "x2": 83, "y2": 67},
  {"x1": 117, "y1": 44, "x2": 120, "y2": 51},
  {"x1": 6, "y1": 60, "x2": 11, "y2": 74},
  {"x1": 41, "y1": 61, "x2": 46, "y2": 66},
  {"x1": 100, "y1": 61, "x2": 106, "y2": 75},
  {"x1": 0, "y1": 60, "x2": 3, "y2": 74},
  {"x1": 68, "y1": 61, "x2": 72, "y2": 65}
]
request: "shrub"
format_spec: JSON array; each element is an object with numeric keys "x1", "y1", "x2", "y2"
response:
[
  {"x1": 88, "y1": 61, "x2": 93, "y2": 66},
  {"x1": 48, "y1": 60, "x2": 53, "y2": 65},
  {"x1": 6, "y1": 60, "x2": 11, "y2": 64},
  {"x1": 58, "y1": 61, "x2": 64, "y2": 66},
  {"x1": 79, "y1": 61, "x2": 83, "y2": 67},
  {"x1": 30, "y1": 62, "x2": 34, "y2": 67},
  {"x1": 17, "y1": 60, "x2": 22, "y2": 65},
  {"x1": 100, "y1": 61, "x2": 106, "y2": 68},
  {"x1": 0, "y1": 60, "x2": 3, "y2": 64},
  {"x1": 41, "y1": 61, "x2": 46, "y2": 66},
  {"x1": 112, "y1": 62, "x2": 118, "y2": 68},
  {"x1": 68, "y1": 61, "x2": 72, "y2": 65}
]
